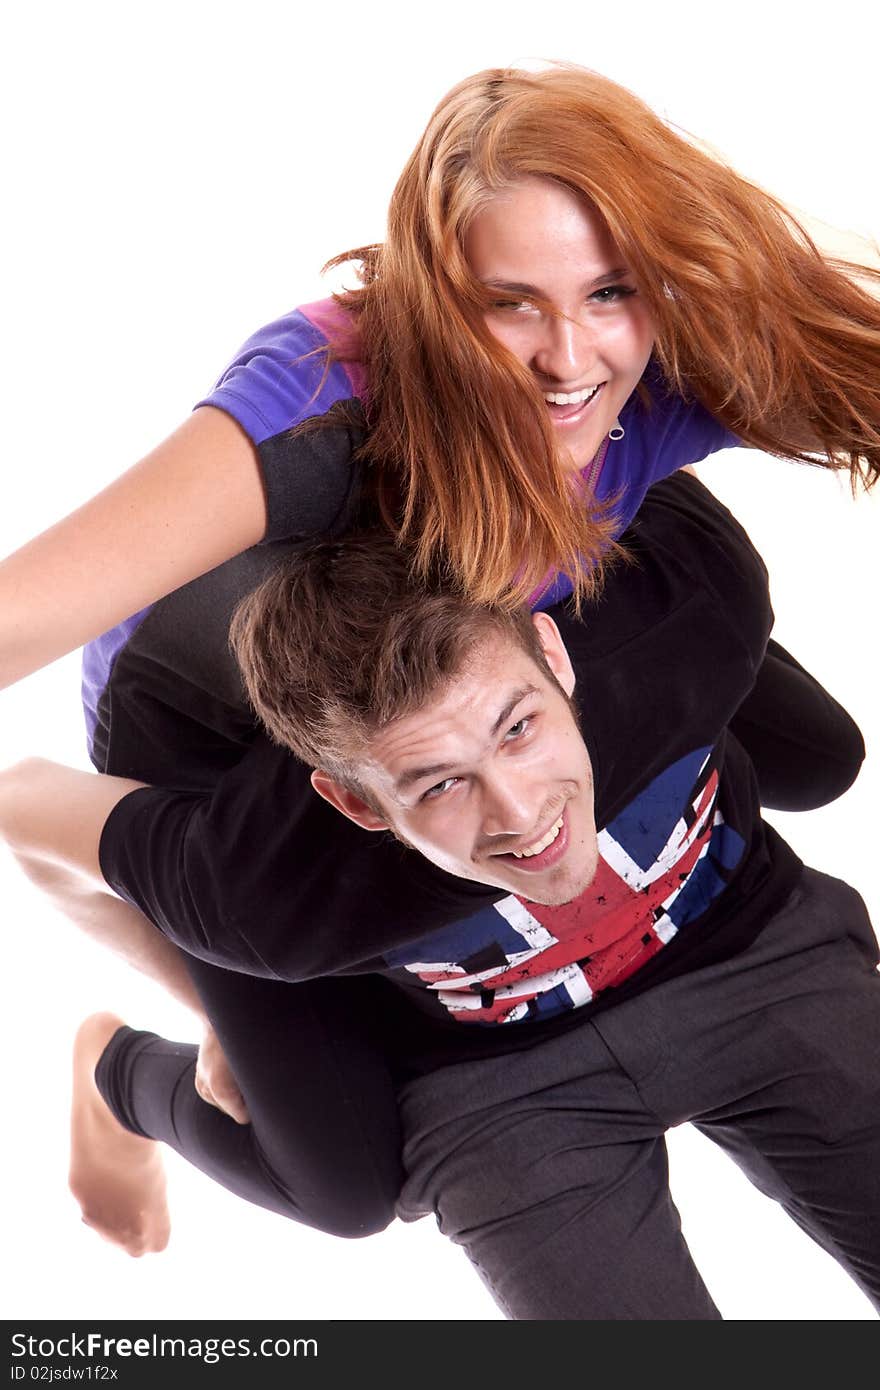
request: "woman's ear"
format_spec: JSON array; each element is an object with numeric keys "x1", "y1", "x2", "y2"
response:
[
  {"x1": 310, "y1": 769, "x2": 390, "y2": 831},
  {"x1": 531, "y1": 611, "x2": 576, "y2": 696}
]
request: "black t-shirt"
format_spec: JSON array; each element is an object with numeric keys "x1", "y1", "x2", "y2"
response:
[{"x1": 100, "y1": 474, "x2": 802, "y2": 1069}]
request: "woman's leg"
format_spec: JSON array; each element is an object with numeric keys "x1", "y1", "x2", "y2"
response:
[
  {"x1": 730, "y1": 639, "x2": 865, "y2": 811},
  {"x1": 74, "y1": 965, "x2": 402, "y2": 1244},
  {"x1": 0, "y1": 759, "x2": 403, "y2": 1247}
]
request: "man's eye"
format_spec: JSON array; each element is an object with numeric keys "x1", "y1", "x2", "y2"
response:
[
  {"x1": 505, "y1": 717, "x2": 530, "y2": 740},
  {"x1": 421, "y1": 778, "x2": 459, "y2": 801}
]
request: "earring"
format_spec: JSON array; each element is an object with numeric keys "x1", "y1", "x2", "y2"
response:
[{"x1": 609, "y1": 419, "x2": 625, "y2": 441}]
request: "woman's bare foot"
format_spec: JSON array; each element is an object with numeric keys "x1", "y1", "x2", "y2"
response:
[{"x1": 69, "y1": 1012, "x2": 171, "y2": 1257}]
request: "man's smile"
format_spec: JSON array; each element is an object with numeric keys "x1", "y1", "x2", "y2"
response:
[{"x1": 489, "y1": 806, "x2": 571, "y2": 874}]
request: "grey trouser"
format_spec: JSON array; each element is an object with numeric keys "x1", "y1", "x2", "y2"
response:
[{"x1": 397, "y1": 868, "x2": 880, "y2": 1319}]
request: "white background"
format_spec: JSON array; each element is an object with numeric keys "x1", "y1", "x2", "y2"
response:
[{"x1": 1, "y1": 0, "x2": 878, "y2": 1322}]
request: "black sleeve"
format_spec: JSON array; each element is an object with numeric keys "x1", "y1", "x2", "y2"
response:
[
  {"x1": 258, "y1": 411, "x2": 368, "y2": 545},
  {"x1": 729, "y1": 638, "x2": 865, "y2": 811},
  {"x1": 99, "y1": 733, "x2": 499, "y2": 980}
]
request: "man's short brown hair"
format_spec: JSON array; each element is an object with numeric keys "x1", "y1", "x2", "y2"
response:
[{"x1": 230, "y1": 532, "x2": 555, "y2": 787}]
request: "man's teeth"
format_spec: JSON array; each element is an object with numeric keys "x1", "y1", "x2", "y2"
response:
[
  {"x1": 543, "y1": 385, "x2": 600, "y2": 406},
  {"x1": 513, "y1": 815, "x2": 564, "y2": 859}
]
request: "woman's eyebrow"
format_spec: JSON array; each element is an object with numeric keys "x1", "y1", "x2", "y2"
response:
[{"x1": 482, "y1": 268, "x2": 631, "y2": 295}]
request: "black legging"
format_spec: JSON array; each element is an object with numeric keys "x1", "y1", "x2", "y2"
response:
[
  {"x1": 95, "y1": 641, "x2": 865, "y2": 1238},
  {"x1": 730, "y1": 640, "x2": 865, "y2": 811},
  {"x1": 97, "y1": 966, "x2": 404, "y2": 1238}
]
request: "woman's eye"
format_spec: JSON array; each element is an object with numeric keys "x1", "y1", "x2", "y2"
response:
[
  {"x1": 591, "y1": 284, "x2": 638, "y2": 304},
  {"x1": 490, "y1": 299, "x2": 530, "y2": 312}
]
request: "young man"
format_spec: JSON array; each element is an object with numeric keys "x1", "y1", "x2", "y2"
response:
[{"x1": 2, "y1": 474, "x2": 876, "y2": 1317}]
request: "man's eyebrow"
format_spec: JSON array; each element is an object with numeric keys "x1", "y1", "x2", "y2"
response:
[
  {"x1": 394, "y1": 685, "x2": 540, "y2": 795},
  {"x1": 483, "y1": 268, "x2": 631, "y2": 296},
  {"x1": 395, "y1": 760, "x2": 459, "y2": 795},
  {"x1": 489, "y1": 684, "x2": 539, "y2": 737}
]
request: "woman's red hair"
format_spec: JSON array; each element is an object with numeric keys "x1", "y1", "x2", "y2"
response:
[{"x1": 325, "y1": 64, "x2": 880, "y2": 607}]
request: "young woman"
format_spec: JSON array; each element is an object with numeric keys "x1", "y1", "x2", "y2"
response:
[{"x1": 1, "y1": 63, "x2": 877, "y2": 1260}]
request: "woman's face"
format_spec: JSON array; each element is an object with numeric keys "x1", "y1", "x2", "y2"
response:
[{"x1": 464, "y1": 176, "x2": 656, "y2": 471}]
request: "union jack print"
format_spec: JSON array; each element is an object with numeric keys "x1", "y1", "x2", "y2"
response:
[{"x1": 383, "y1": 745, "x2": 745, "y2": 1025}]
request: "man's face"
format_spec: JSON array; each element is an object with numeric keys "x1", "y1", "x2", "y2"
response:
[{"x1": 312, "y1": 615, "x2": 599, "y2": 907}]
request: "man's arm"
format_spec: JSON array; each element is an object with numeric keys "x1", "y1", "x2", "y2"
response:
[{"x1": 97, "y1": 734, "x2": 500, "y2": 982}]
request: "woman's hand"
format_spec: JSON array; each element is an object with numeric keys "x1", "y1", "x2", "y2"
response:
[{"x1": 195, "y1": 1024, "x2": 251, "y2": 1125}]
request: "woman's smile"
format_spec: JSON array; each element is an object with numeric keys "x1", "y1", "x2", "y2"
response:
[{"x1": 466, "y1": 176, "x2": 655, "y2": 469}]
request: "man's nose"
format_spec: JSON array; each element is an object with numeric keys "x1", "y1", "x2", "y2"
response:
[
  {"x1": 480, "y1": 775, "x2": 539, "y2": 839},
  {"x1": 531, "y1": 312, "x2": 596, "y2": 383}
]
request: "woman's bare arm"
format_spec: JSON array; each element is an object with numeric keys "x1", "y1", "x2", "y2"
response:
[
  {"x1": 0, "y1": 757, "x2": 251, "y2": 1123},
  {"x1": 0, "y1": 406, "x2": 267, "y2": 690},
  {"x1": 0, "y1": 758, "x2": 201, "y2": 1008}
]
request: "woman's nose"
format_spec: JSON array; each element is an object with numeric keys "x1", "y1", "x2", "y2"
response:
[{"x1": 531, "y1": 313, "x2": 597, "y2": 384}]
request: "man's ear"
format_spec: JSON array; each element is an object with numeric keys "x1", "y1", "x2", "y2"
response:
[
  {"x1": 310, "y1": 769, "x2": 390, "y2": 832},
  {"x1": 531, "y1": 611, "x2": 576, "y2": 696}
]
